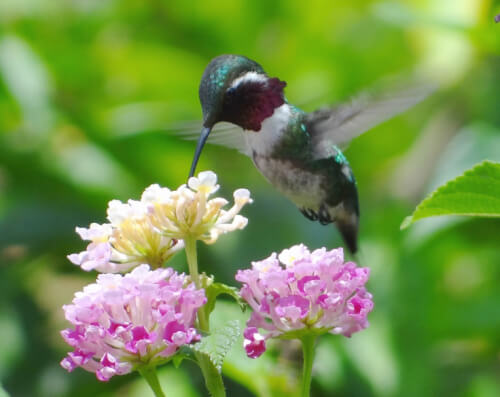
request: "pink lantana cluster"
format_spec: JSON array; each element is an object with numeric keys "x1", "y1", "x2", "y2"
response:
[
  {"x1": 236, "y1": 244, "x2": 373, "y2": 358},
  {"x1": 60, "y1": 265, "x2": 206, "y2": 381}
]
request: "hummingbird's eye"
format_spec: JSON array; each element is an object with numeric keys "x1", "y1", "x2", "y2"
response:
[{"x1": 226, "y1": 87, "x2": 236, "y2": 97}]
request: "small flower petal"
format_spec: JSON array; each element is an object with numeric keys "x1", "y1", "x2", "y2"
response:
[{"x1": 243, "y1": 327, "x2": 266, "y2": 359}]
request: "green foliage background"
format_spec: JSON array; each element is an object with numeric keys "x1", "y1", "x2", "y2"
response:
[{"x1": 0, "y1": 1, "x2": 499, "y2": 396}]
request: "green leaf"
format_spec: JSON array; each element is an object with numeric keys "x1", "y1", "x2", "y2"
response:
[
  {"x1": 401, "y1": 160, "x2": 500, "y2": 229},
  {"x1": 203, "y1": 277, "x2": 246, "y2": 316},
  {"x1": 191, "y1": 320, "x2": 241, "y2": 372}
]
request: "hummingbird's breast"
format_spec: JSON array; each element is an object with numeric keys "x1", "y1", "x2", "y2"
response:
[
  {"x1": 253, "y1": 155, "x2": 327, "y2": 210},
  {"x1": 244, "y1": 103, "x2": 293, "y2": 156},
  {"x1": 245, "y1": 104, "x2": 327, "y2": 209}
]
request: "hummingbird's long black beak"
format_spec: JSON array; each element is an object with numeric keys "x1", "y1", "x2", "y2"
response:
[{"x1": 188, "y1": 126, "x2": 212, "y2": 178}]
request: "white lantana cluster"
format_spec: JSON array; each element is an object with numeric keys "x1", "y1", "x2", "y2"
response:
[
  {"x1": 144, "y1": 171, "x2": 252, "y2": 244},
  {"x1": 68, "y1": 171, "x2": 252, "y2": 273}
]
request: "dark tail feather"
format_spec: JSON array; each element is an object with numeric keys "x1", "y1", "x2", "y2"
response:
[{"x1": 336, "y1": 219, "x2": 358, "y2": 254}]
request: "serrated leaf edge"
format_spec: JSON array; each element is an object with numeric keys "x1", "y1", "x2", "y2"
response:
[
  {"x1": 401, "y1": 160, "x2": 500, "y2": 229},
  {"x1": 191, "y1": 320, "x2": 241, "y2": 372}
]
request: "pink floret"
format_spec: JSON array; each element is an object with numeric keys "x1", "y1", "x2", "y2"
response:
[{"x1": 243, "y1": 327, "x2": 267, "y2": 359}]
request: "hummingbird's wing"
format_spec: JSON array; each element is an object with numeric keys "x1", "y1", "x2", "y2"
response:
[
  {"x1": 306, "y1": 80, "x2": 435, "y2": 158},
  {"x1": 167, "y1": 121, "x2": 251, "y2": 156}
]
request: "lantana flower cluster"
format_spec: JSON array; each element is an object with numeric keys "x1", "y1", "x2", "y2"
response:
[
  {"x1": 61, "y1": 171, "x2": 253, "y2": 384},
  {"x1": 68, "y1": 171, "x2": 252, "y2": 273},
  {"x1": 144, "y1": 171, "x2": 252, "y2": 244},
  {"x1": 61, "y1": 265, "x2": 206, "y2": 381},
  {"x1": 61, "y1": 168, "x2": 373, "y2": 396},
  {"x1": 236, "y1": 244, "x2": 373, "y2": 358}
]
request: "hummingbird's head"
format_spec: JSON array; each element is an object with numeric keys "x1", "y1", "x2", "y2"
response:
[
  {"x1": 199, "y1": 54, "x2": 286, "y2": 131},
  {"x1": 189, "y1": 55, "x2": 286, "y2": 177}
]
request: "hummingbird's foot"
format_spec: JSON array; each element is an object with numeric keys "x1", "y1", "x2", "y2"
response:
[
  {"x1": 318, "y1": 204, "x2": 333, "y2": 225},
  {"x1": 300, "y1": 205, "x2": 333, "y2": 225},
  {"x1": 300, "y1": 208, "x2": 318, "y2": 221},
  {"x1": 300, "y1": 203, "x2": 358, "y2": 254}
]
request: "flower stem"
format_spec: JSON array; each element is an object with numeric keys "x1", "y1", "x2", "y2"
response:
[
  {"x1": 184, "y1": 237, "x2": 208, "y2": 331},
  {"x1": 300, "y1": 335, "x2": 317, "y2": 397},
  {"x1": 184, "y1": 236, "x2": 226, "y2": 397},
  {"x1": 139, "y1": 366, "x2": 166, "y2": 397}
]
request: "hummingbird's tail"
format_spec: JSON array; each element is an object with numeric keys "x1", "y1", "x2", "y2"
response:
[{"x1": 336, "y1": 218, "x2": 358, "y2": 254}]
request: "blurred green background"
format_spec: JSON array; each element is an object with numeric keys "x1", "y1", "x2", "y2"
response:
[{"x1": 1, "y1": 0, "x2": 499, "y2": 396}]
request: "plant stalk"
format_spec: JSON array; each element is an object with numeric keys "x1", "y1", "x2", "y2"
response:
[
  {"x1": 300, "y1": 335, "x2": 317, "y2": 397},
  {"x1": 184, "y1": 236, "x2": 226, "y2": 397},
  {"x1": 184, "y1": 237, "x2": 208, "y2": 330},
  {"x1": 139, "y1": 366, "x2": 166, "y2": 397}
]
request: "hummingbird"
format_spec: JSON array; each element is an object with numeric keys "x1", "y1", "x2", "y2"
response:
[{"x1": 187, "y1": 54, "x2": 433, "y2": 253}]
